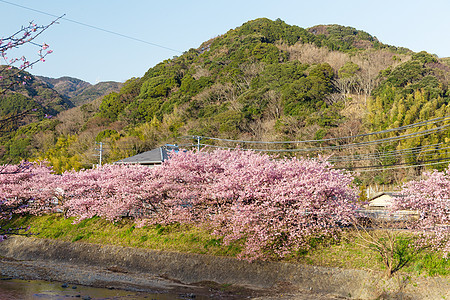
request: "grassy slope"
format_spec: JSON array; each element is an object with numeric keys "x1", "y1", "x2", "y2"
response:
[{"x1": 5, "y1": 214, "x2": 448, "y2": 277}]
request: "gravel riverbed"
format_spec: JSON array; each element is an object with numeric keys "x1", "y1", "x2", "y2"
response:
[
  {"x1": 0, "y1": 256, "x2": 343, "y2": 299},
  {"x1": 0, "y1": 236, "x2": 448, "y2": 299}
]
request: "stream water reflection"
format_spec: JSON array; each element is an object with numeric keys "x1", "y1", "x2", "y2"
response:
[{"x1": 0, "y1": 279, "x2": 204, "y2": 300}]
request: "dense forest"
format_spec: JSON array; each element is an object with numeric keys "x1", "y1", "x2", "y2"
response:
[{"x1": 1, "y1": 18, "x2": 449, "y2": 185}]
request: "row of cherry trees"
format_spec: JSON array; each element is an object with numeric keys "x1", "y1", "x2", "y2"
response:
[
  {"x1": 0, "y1": 150, "x2": 359, "y2": 259},
  {"x1": 0, "y1": 149, "x2": 448, "y2": 260}
]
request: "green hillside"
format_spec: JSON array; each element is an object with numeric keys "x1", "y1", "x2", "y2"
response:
[
  {"x1": 37, "y1": 76, "x2": 91, "y2": 99},
  {"x1": 1, "y1": 18, "x2": 449, "y2": 185},
  {"x1": 70, "y1": 81, "x2": 123, "y2": 106},
  {"x1": 0, "y1": 66, "x2": 74, "y2": 131},
  {"x1": 37, "y1": 76, "x2": 123, "y2": 106}
]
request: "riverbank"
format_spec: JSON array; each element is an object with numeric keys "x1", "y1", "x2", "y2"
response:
[
  {"x1": 6, "y1": 214, "x2": 449, "y2": 277},
  {"x1": 0, "y1": 236, "x2": 448, "y2": 299}
]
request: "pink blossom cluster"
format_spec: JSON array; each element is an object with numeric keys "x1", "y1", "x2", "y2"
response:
[
  {"x1": 140, "y1": 150, "x2": 361, "y2": 260},
  {"x1": 3, "y1": 151, "x2": 447, "y2": 260},
  {"x1": 0, "y1": 161, "x2": 56, "y2": 240},
  {"x1": 0, "y1": 150, "x2": 360, "y2": 260},
  {"x1": 396, "y1": 167, "x2": 450, "y2": 256},
  {"x1": 58, "y1": 164, "x2": 154, "y2": 221},
  {"x1": 0, "y1": 161, "x2": 56, "y2": 217}
]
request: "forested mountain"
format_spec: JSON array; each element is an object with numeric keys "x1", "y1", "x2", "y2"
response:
[
  {"x1": 37, "y1": 76, "x2": 123, "y2": 106},
  {"x1": 69, "y1": 81, "x2": 123, "y2": 106},
  {"x1": 36, "y1": 76, "x2": 91, "y2": 99},
  {"x1": 2, "y1": 18, "x2": 449, "y2": 185},
  {"x1": 0, "y1": 66, "x2": 74, "y2": 128}
]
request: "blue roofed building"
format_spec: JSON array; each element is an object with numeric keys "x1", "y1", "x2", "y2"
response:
[{"x1": 115, "y1": 144, "x2": 179, "y2": 166}]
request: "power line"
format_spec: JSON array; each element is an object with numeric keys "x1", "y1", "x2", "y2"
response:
[
  {"x1": 184, "y1": 115, "x2": 450, "y2": 171},
  {"x1": 328, "y1": 144, "x2": 450, "y2": 163},
  {"x1": 198, "y1": 143, "x2": 450, "y2": 172},
  {"x1": 328, "y1": 143, "x2": 444, "y2": 159},
  {"x1": 184, "y1": 115, "x2": 450, "y2": 145},
  {"x1": 196, "y1": 123, "x2": 449, "y2": 153},
  {"x1": 353, "y1": 159, "x2": 450, "y2": 172},
  {"x1": 0, "y1": 0, "x2": 183, "y2": 53},
  {"x1": 341, "y1": 156, "x2": 450, "y2": 170},
  {"x1": 204, "y1": 143, "x2": 449, "y2": 163}
]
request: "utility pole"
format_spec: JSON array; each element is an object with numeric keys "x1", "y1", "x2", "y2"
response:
[
  {"x1": 95, "y1": 142, "x2": 103, "y2": 167},
  {"x1": 194, "y1": 136, "x2": 202, "y2": 151}
]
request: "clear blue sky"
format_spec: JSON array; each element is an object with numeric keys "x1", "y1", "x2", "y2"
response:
[{"x1": 1, "y1": 0, "x2": 449, "y2": 84}]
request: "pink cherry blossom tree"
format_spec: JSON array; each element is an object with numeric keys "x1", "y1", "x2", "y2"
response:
[
  {"x1": 137, "y1": 149, "x2": 360, "y2": 260},
  {"x1": 58, "y1": 164, "x2": 154, "y2": 221},
  {"x1": 0, "y1": 161, "x2": 57, "y2": 240},
  {"x1": 395, "y1": 166, "x2": 450, "y2": 257},
  {"x1": 45, "y1": 149, "x2": 360, "y2": 260},
  {"x1": 1, "y1": 150, "x2": 448, "y2": 267}
]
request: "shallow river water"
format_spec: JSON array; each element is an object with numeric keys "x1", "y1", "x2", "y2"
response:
[{"x1": 0, "y1": 278, "x2": 205, "y2": 300}]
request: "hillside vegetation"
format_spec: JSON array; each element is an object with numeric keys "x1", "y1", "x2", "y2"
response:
[
  {"x1": 36, "y1": 76, "x2": 91, "y2": 99},
  {"x1": 37, "y1": 76, "x2": 123, "y2": 106},
  {"x1": 0, "y1": 66, "x2": 73, "y2": 136},
  {"x1": 1, "y1": 18, "x2": 449, "y2": 185}
]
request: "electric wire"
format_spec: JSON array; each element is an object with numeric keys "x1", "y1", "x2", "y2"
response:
[
  {"x1": 185, "y1": 115, "x2": 450, "y2": 145},
  {"x1": 194, "y1": 142, "x2": 446, "y2": 159},
  {"x1": 326, "y1": 143, "x2": 444, "y2": 161},
  {"x1": 196, "y1": 123, "x2": 449, "y2": 153},
  {"x1": 328, "y1": 145, "x2": 450, "y2": 163},
  {"x1": 352, "y1": 159, "x2": 450, "y2": 172},
  {"x1": 330, "y1": 151, "x2": 450, "y2": 163},
  {"x1": 339, "y1": 156, "x2": 450, "y2": 170},
  {"x1": 186, "y1": 115, "x2": 450, "y2": 171},
  {"x1": 199, "y1": 143, "x2": 450, "y2": 171},
  {"x1": 0, "y1": 0, "x2": 183, "y2": 53}
]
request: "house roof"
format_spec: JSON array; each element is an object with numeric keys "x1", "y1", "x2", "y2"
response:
[
  {"x1": 115, "y1": 145, "x2": 178, "y2": 165},
  {"x1": 369, "y1": 194, "x2": 393, "y2": 207},
  {"x1": 368, "y1": 192, "x2": 398, "y2": 207}
]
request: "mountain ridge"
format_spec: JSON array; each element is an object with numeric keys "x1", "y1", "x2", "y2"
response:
[{"x1": 37, "y1": 76, "x2": 123, "y2": 106}]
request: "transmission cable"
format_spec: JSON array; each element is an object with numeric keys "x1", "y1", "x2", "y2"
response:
[
  {"x1": 352, "y1": 159, "x2": 450, "y2": 172},
  {"x1": 340, "y1": 155, "x2": 450, "y2": 170},
  {"x1": 329, "y1": 144, "x2": 450, "y2": 163},
  {"x1": 197, "y1": 123, "x2": 450, "y2": 152},
  {"x1": 185, "y1": 115, "x2": 450, "y2": 145},
  {"x1": 0, "y1": 0, "x2": 183, "y2": 53}
]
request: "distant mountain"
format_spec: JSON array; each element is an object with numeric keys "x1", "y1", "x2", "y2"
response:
[
  {"x1": 0, "y1": 66, "x2": 74, "y2": 120},
  {"x1": 70, "y1": 81, "x2": 123, "y2": 106},
  {"x1": 36, "y1": 76, "x2": 91, "y2": 99},
  {"x1": 37, "y1": 76, "x2": 122, "y2": 106}
]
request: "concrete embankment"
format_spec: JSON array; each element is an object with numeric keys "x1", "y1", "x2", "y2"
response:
[{"x1": 0, "y1": 236, "x2": 448, "y2": 299}]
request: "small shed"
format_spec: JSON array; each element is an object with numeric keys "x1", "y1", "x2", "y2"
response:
[
  {"x1": 365, "y1": 192, "x2": 419, "y2": 220},
  {"x1": 115, "y1": 144, "x2": 179, "y2": 166},
  {"x1": 368, "y1": 192, "x2": 395, "y2": 208}
]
